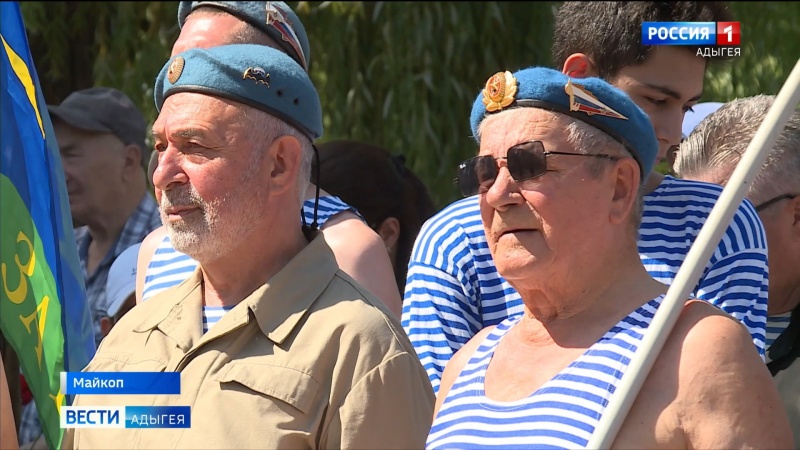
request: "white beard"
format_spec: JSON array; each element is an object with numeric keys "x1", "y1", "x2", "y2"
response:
[{"x1": 160, "y1": 154, "x2": 267, "y2": 263}]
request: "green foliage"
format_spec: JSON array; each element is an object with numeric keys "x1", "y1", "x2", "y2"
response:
[
  {"x1": 297, "y1": 1, "x2": 558, "y2": 207},
  {"x1": 18, "y1": 1, "x2": 800, "y2": 208},
  {"x1": 704, "y1": 2, "x2": 800, "y2": 101},
  {"x1": 20, "y1": 1, "x2": 179, "y2": 124},
  {"x1": 90, "y1": 1, "x2": 180, "y2": 121}
]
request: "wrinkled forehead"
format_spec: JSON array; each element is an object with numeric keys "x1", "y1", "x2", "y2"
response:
[
  {"x1": 478, "y1": 108, "x2": 572, "y2": 156},
  {"x1": 153, "y1": 92, "x2": 250, "y2": 135}
]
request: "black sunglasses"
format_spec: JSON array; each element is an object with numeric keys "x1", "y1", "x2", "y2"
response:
[
  {"x1": 755, "y1": 193, "x2": 797, "y2": 212},
  {"x1": 454, "y1": 141, "x2": 621, "y2": 197}
]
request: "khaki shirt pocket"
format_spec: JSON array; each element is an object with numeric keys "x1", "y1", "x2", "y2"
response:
[
  {"x1": 82, "y1": 354, "x2": 168, "y2": 373},
  {"x1": 213, "y1": 363, "x2": 320, "y2": 415}
]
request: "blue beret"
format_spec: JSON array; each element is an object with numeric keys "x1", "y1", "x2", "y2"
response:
[
  {"x1": 470, "y1": 67, "x2": 658, "y2": 179},
  {"x1": 154, "y1": 44, "x2": 323, "y2": 140},
  {"x1": 177, "y1": 1, "x2": 311, "y2": 71}
]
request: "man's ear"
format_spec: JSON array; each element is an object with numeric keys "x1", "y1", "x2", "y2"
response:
[
  {"x1": 376, "y1": 217, "x2": 401, "y2": 251},
  {"x1": 100, "y1": 317, "x2": 112, "y2": 337},
  {"x1": 123, "y1": 144, "x2": 143, "y2": 170},
  {"x1": 562, "y1": 53, "x2": 599, "y2": 78},
  {"x1": 608, "y1": 158, "x2": 641, "y2": 226},
  {"x1": 267, "y1": 135, "x2": 303, "y2": 196}
]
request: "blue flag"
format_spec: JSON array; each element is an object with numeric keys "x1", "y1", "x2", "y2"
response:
[{"x1": 1, "y1": 2, "x2": 97, "y2": 448}]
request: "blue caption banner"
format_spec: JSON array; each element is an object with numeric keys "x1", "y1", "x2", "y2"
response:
[
  {"x1": 62, "y1": 372, "x2": 181, "y2": 395},
  {"x1": 126, "y1": 406, "x2": 191, "y2": 429},
  {"x1": 60, "y1": 406, "x2": 192, "y2": 429},
  {"x1": 642, "y1": 21, "x2": 716, "y2": 45}
]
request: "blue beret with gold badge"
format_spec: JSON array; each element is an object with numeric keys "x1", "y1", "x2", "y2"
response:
[
  {"x1": 177, "y1": 1, "x2": 311, "y2": 72},
  {"x1": 154, "y1": 44, "x2": 322, "y2": 140},
  {"x1": 470, "y1": 66, "x2": 658, "y2": 179}
]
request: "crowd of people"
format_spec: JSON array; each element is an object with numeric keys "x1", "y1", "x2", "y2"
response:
[{"x1": 0, "y1": 1, "x2": 797, "y2": 449}]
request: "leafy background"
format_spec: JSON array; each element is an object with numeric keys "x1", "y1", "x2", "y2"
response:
[{"x1": 20, "y1": 1, "x2": 800, "y2": 208}]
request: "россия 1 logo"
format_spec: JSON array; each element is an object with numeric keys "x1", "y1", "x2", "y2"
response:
[
  {"x1": 716, "y1": 21, "x2": 741, "y2": 45},
  {"x1": 641, "y1": 21, "x2": 741, "y2": 58}
]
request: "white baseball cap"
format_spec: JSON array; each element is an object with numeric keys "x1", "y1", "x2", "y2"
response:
[
  {"x1": 106, "y1": 243, "x2": 141, "y2": 318},
  {"x1": 682, "y1": 102, "x2": 724, "y2": 140}
]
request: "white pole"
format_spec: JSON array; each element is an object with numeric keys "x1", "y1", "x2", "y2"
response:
[{"x1": 586, "y1": 57, "x2": 800, "y2": 450}]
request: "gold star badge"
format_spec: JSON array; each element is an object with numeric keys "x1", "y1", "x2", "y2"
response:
[
  {"x1": 167, "y1": 57, "x2": 185, "y2": 84},
  {"x1": 482, "y1": 71, "x2": 517, "y2": 113}
]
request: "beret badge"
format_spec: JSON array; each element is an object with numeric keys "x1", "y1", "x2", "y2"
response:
[
  {"x1": 265, "y1": 1, "x2": 308, "y2": 71},
  {"x1": 482, "y1": 71, "x2": 518, "y2": 113},
  {"x1": 564, "y1": 79, "x2": 628, "y2": 120},
  {"x1": 243, "y1": 67, "x2": 271, "y2": 87},
  {"x1": 167, "y1": 57, "x2": 185, "y2": 84}
]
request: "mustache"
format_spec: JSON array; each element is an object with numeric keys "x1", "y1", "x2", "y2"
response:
[{"x1": 160, "y1": 186, "x2": 205, "y2": 210}]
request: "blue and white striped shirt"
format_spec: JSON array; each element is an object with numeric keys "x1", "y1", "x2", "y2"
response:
[
  {"x1": 202, "y1": 305, "x2": 235, "y2": 334},
  {"x1": 142, "y1": 195, "x2": 361, "y2": 301},
  {"x1": 403, "y1": 176, "x2": 769, "y2": 393},
  {"x1": 426, "y1": 295, "x2": 665, "y2": 449},
  {"x1": 766, "y1": 312, "x2": 793, "y2": 359}
]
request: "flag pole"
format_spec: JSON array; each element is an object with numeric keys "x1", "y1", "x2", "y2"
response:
[{"x1": 587, "y1": 57, "x2": 800, "y2": 449}]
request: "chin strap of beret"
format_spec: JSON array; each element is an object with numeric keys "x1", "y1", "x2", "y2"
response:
[{"x1": 301, "y1": 144, "x2": 321, "y2": 242}]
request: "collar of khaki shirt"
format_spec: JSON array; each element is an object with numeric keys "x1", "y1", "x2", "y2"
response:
[{"x1": 132, "y1": 232, "x2": 338, "y2": 350}]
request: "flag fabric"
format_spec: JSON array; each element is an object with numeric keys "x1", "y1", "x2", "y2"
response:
[{"x1": 1, "y1": 2, "x2": 97, "y2": 448}]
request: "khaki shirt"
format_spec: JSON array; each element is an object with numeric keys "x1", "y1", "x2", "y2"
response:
[{"x1": 64, "y1": 235, "x2": 435, "y2": 449}]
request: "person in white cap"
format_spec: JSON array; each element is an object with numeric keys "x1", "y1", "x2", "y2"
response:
[{"x1": 100, "y1": 244, "x2": 141, "y2": 337}]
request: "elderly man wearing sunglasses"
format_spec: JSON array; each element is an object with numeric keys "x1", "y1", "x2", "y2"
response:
[
  {"x1": 403, "y1": 2, "x2": 769, "y2": 396},
  {"x1": 674, "y1": 94, "x2": 800, "y2": 443},
  {"x1": 426, "y1": 66, "x2": 792, "y2": 450}
]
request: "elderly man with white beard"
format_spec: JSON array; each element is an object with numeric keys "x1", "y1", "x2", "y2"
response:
[{"x1": 62, "y1": 43, "x2": 435, "y2": 450}]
